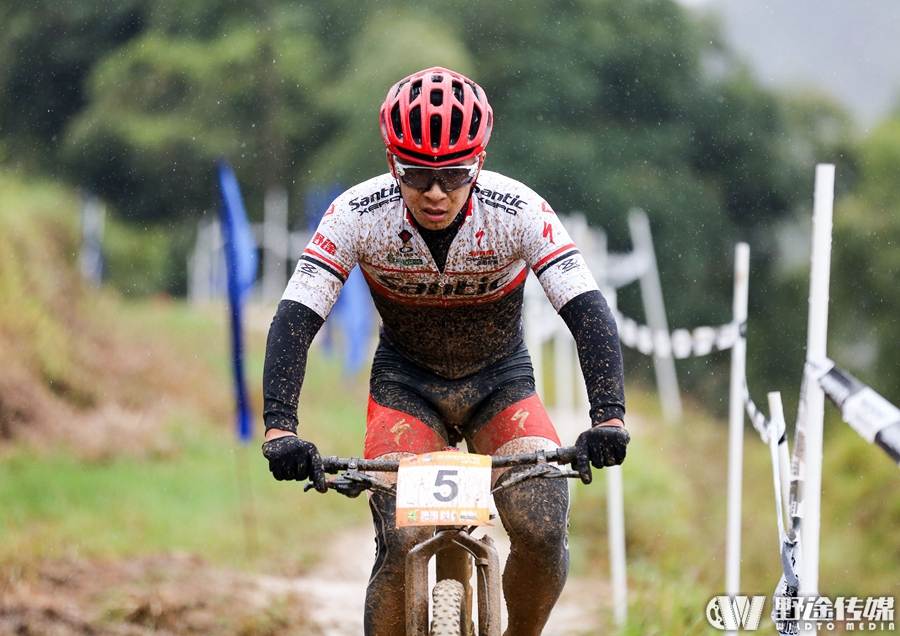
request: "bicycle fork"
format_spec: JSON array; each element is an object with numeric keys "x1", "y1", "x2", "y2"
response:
[{"x1": 405, "y1": 528, "x2": 502, "y2": 636}]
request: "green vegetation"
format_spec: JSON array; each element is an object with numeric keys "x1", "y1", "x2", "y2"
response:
[
  {"x1": 3, "y1": 342, "x2": 897, "y2": 632},
  {"x1": 0, "y1": 0, "x2": 869, "y2": 407},
  {"x1": 0, "y1": 363, "x2": 369, "y2": 574},
  {"x1": 2, "y1": 5, "x2": 899, "y2": 630},
  {"x1": 570, "y1": 397, "x2": 900, "y2": 633}
]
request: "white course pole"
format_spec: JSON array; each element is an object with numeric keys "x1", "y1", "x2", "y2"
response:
[
  {"x1": 79, "y1": 194, "x2": 105, "y2": 287},
  {"x1": 606, "y1": 464, "x2": 628, "y2": 626},
  {"x1": 524, "y1": 276, "x2": 545, "y2": 398},
  {"x1": 725, "y1": 242, "x2": 750, "y2": 633},
  {"x1": 628, "y1": 209, "x2": 682, "y2": 423},
  {"x1": 572, "y1": 354, "x2": 628, "y2": 626},
  {"x1": 800, "y1": 164, "x2": 835, "y2": 636},
  {"x1": 554, "y1": 318, "x2": 577, "y2": 441},
  {"x1": 262, "y1": 186, "x2": 289, "y2": 302}
]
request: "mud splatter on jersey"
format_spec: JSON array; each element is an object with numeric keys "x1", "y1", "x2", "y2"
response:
[{"x1": 283, "y1": 171, "x2": 599, "y2": 379}]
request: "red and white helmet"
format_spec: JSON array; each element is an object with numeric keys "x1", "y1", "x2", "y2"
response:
[{"x1": 380, "y1": 67, "x2": 493, "y2": 167}]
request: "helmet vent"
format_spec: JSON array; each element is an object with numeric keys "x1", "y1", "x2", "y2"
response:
[
  {"x1": 430, "y1": 115, "x2": 442, "y2": 150},
  {"x1": 410, "y1": 106, "x2": 422, "y2": 145},
  {"x1": 394, "y1": 79, "x2": 409, "y2": 99},
  {"x1": 450, "y1": 107, "x2": 463, "y2": 146},
  {"x1": 468, "y1": 105, "x2": 482, "y2": 141},
  {"x1": 452, "y1": 81, "x2": 464, "y2": 104},
  {"x1": 466, "y1": 80, "x2": 481, "y2": 102},
  {"x1": 390, "y1": 103, "x2": 403, "y2": 141},
  {"x1": 381, "y1": 68, "x2": 492, "y2": 163}
]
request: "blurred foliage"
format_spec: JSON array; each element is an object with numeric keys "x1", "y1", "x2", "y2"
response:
[
  {"x1": 0, "y1": 172, "x2": 88, "y2": 411},
  {"x1": 830, "y1": 112, "x2": 900, "y2": 403},
  {"x1": 0, "y1": 0, "x2": 873, "y2": 408},
  {"x1": 103, "y1": 217, "x2": 195, "y2": 296}
]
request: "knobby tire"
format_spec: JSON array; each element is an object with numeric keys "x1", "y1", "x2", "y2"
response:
[{"x1": 429, "y1": 579, "x2": 465, "y2": 636}]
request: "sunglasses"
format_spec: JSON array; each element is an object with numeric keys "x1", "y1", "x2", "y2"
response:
[{"x1": 393, "y1": 157, "x2": 480, "y2": 192}]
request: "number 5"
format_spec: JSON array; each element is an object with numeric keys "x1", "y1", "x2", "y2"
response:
[{"x1": 433, "y1": 469, "x2": 459, "y2": 502}]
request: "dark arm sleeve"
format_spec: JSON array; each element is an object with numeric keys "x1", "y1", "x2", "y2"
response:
[
  {"x1": 262, "y1": 299, "x2": 326, "y2": 433},
  {"x1": 558, "y1": 290, "x2": 626, "y2": 424}
]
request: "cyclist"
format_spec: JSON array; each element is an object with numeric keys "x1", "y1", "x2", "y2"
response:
[{"x1": 261, "y1": 67, "x2": 629, "y2": 636}]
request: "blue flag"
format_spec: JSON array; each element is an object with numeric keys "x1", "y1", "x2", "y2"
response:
[{"x1": 217, "y1": 159, "x2": 258, "y2": 443}]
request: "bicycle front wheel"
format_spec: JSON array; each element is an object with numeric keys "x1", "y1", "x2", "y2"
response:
[{"x1": 429, "y1": 579, "x2": 465, "y2": 636}]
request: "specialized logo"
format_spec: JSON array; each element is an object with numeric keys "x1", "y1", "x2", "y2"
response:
[
  {"x1": 475, "y1": 228, "x2": 485, "y2": 247},
  {"x1": 543, "y1": 222, "x2": 555, "y2": 244},
  {"x1": 706, "y1": 596, "x2": 766, "y2": 631},
  {"x1": 511, "y1": 408, "x2": 530, "y2": 431},
  {"x1": 391, "y1": 420, "x2": 412, "y2": 445},
  {"x1": 541, "y1": 201, "x2": 555, "y2": 215}
]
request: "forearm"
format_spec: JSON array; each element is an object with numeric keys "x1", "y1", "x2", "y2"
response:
[
  {"x1": 262, "y1": 299, "x2": 325, "y2": 434},
  {"x1": 558, "y1": 290, "x2": 626, "y2": 425}
]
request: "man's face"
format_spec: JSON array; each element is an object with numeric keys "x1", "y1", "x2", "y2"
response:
[{"x1": 387, "y1": 151, "x2": 485, "y2": 231}]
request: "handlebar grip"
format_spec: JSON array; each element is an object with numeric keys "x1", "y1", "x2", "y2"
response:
[
  {"x1": 489, "y1": 446, "x2": 579, "y2": 469},
  {"x1": 550, "y1": 446, "x2": 578, "y2": 466},
  {"x1": 321, "y1": 456, "x2": 401, "y2": 473}
]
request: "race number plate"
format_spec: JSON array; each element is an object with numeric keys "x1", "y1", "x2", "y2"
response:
[{"x1": 395, "y1": 451, "x2": 492, "y2": 528}]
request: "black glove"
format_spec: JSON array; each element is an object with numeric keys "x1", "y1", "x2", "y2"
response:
[
  {"x1": 261, "y1": 435, "x2": 327, "y2": 491},
  {"x1": 574, "y1": 424, "x2": 630, "y2": 484}
]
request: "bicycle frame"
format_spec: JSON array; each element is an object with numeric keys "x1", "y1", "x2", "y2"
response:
[
  {"x1": 407, "y1": 527, "x2": 502, "y2": 636},
  {"x1": 308, "y1": 446, "x2": 581, "y2": 636}
]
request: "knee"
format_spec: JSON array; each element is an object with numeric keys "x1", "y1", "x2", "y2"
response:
[
  {"x1": 370, "y1": 492, "x2": 433, "y2": 572},
  {"x1": 494, "y1": 470, "x2": 570, "y2": 557}
]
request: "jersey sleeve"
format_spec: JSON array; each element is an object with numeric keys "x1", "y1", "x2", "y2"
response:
[
  {"x1": 522, "y1": 200, "x2": 600, "y2": 311},
  {"x1": 282, "y1": 199, "x2": 360, "y2": 319}
]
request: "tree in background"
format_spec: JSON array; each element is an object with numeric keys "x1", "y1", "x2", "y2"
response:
[
  {"x1": 831, "y1": 111, "x2": 900, "y2": 402},
  {"x1": 0, "y1": 0, "x2": 864, "y2": 406},
  {"x1": 59, "y1": 1, "x2": 329, "y2": 223},
  {"x1": 0, "y1": 0, "x2": 146, "y2": 171}
]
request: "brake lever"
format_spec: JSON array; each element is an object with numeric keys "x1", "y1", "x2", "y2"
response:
[
  {"x1": 491, "y1": 463, "x2": 577, "y2": 494},
  {"x1": 304, "y1": 470, "x2": 395, "y2": 497}
]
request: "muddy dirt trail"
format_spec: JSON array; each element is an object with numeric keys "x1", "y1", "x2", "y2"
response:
[
  {"x1": 285, "y1": 524, "x2": 610, "y2": 636},
  {"x1": 2, "y1": 524, "x2": 610, "y2": 635}
]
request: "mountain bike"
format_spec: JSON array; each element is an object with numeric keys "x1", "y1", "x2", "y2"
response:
[{"x1": 304, "y1": 445, "x2": 583, "y2": 636}]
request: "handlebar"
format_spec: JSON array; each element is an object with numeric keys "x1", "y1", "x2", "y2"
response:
[
  {"x1": 308, "y1": 446, "x2": 582, "y2": 497},
  {"x1": 320, "y1": 445, "x2": 579, "y2": 474}
]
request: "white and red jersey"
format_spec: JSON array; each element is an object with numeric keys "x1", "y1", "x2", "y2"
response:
[{"x1": 283, "y1": 170, "x2": 599, "y2": 378}]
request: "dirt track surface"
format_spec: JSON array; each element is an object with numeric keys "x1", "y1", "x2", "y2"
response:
[
  {"x1": 1, "y1": 553, "x2": 318, "y2": 636},
  {"x1": 1, "y1": 526, "x2": 608, "y2": 635}
]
